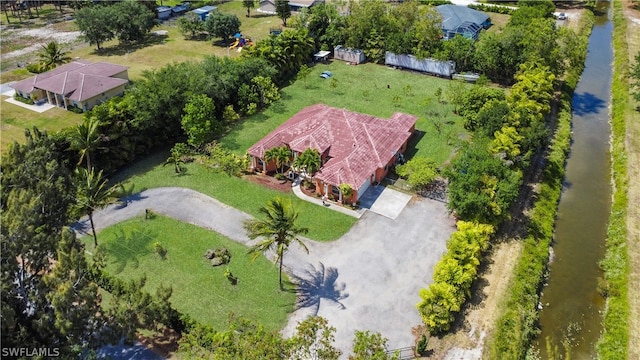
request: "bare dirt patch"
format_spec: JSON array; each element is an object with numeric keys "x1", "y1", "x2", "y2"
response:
[
  {"x1": 243, "y1": 173, "x2": 292, "y2": 193},
  {"x1": 0, "y1": 25, "x2": 82, "y2": 60}
]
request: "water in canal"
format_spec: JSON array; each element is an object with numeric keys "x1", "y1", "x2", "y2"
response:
[{"x1": 533, "y1": 2, "x2": 613, "y2": 358}]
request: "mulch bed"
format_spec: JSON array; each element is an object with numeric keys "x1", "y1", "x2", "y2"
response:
[
  {"x1": 300, "y1": 183, "x2": 319, "y2": 198},
  {"x1": 243, "y1": 173, "x2": 292, "y2": 193}
]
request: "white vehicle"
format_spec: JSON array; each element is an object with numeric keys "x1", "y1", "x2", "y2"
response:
[{"x1": 558, "y1": 13, "x2": 567, "y2": 20}]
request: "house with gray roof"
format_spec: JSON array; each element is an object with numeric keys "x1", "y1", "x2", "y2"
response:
[
  {"x1": 12, "y1": 60, "x2": 129, "y2": 112},
  {"x1": 436, "y1": 4, "x2": 491, "y2": 40}
]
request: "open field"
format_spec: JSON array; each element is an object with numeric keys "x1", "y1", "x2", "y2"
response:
[
  {"x1": 112, "y1": 151, "x2": 357, "y2": 242},
  {"x1": 221, "y1": 61, "x2": 468, "y2": 165},
  {"x1": 83, "y1": 215, "x2": 295, "y2": 333}
]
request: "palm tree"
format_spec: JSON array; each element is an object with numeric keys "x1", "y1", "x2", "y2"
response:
[
  {"x1": 293, "y1": 148, "x2": 321, "y2": 176},
  {"x1": 264, "y1": 146, "x2": 291, "y2": 174},
  {"x1": 244, "y1": 198, "x2": 309, "y2": 290},
  {"x1": 164, "y1": 152, "x2": 186, "y2": 174},
  {"x1": 75, "y1": 168, "x2": 118, "y2": 247},
  {"x1": 69, "y1": 116, "x2": 101, "y2": 170},
  {"x1": 38, "y1": 41, "x2": 71, "y2": 71}
]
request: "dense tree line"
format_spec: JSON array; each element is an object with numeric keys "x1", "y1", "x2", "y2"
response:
[
  {"x1": 0, "y1": 129, "x2": 180, "y2": 356},
  {"x1": 179, "y1": 315, "x2": 399, "y2": 359},
  {"x1": 291, "y1": 0, "x2": 583, "y2": 83},
  {"x1": 418, "y1": 0, "x2": 578, "y2": 336}
]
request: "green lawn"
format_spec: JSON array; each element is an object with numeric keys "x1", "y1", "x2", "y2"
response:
[
  {"x1": 67, "y1": 2, "x2": 284, "y2": 81},
  {"x1": 0, "y1": 97, "x2": 82, "y2": 153},
  {"x1": 111, "y1": 151, "x2": 356, "y2": 242},
  {"x1": 221, "y1": 61, "x2": 469, "y2": 165},
  {"x1": 85, "y1": 215, "x2": 295, "y2": 333}
]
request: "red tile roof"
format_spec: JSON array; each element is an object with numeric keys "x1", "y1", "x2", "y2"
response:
[
  {"x1": 11, "y1": 60, "x2": 128, "y2": 101},
  {"x1": 248, "y1": 104, "x2": 417, "y2": 190}
]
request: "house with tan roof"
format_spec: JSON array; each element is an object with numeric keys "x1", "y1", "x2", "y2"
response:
[
  {"x1": 248, "y1": 104, "x2": 417, "y2": 204},
  {"x1": 11, "y1": 59, "x2": 129, "y2": 112}
]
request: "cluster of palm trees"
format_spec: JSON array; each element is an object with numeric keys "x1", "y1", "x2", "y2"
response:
[
  {"x1": 264, "y1": 146, "x2": 322, "y2": 178},
  {"x1": 69, "y1": 116, "x2": 119, "y2": 247},
  {"x1": 246, "y1": 147, "x2": 322, "y2": 290}
]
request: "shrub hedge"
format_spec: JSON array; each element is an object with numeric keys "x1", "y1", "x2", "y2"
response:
[
  {"x1": 596, "y1": 0, "x2": 630, "y2": 357},
  {"x1": 416, "y1": 221, "x2": 494, "y2": 333},
  {"x1": 13, "y1": 93, "x2": 34, "y2": 105},
  {"x1": 485, "y1": 10, "x2": 595, "y2": 358}
]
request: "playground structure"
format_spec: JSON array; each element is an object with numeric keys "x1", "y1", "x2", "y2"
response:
[{"x1": 230, "y1": 33, "x2": 253, "y2": 50}]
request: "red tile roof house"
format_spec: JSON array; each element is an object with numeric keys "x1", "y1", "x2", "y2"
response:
[
  {"x1": 11, "y1": 59, "x2": 129, "y2": 112},
  {"x1": 248, "y1": 104, "x2": 418, "y2": 204}
]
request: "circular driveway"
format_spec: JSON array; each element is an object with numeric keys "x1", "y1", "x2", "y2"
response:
[{"x1": 81, "y1": 187, "x2": 454, "y2": 356}]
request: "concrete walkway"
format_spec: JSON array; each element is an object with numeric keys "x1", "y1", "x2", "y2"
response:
[
  {"x1": 81, "y1": 187, "x2": 455, "y2": 357},
  {"x1": 2, "y1": 87, "x2": 55, "y2": 113},
  {"x1": 291, "y1": 177, "x2": 365, "y2": 218}
]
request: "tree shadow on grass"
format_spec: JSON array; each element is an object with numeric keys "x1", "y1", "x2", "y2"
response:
[
  {"x1": 91, "y1": 34, "x2": 168, "y2": 57},
  {"x1": 102, "y1": 224, "x2": 157, "y2": 274},
  {"x1": 288, "y1": 262, "x2": 348, "y2": 316}
]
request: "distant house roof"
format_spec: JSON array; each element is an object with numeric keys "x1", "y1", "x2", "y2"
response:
[
  {"x1": 436, "y1": 4, "x2": 490, "y2": 32},
  {"x1": 289, "y1": 0, "x2": 319, "y2": 8},
  {"x1": 191, "y1": 5, "x2": 216, "y2": 14},
  {"x1": 248, "y1": 104, "x2": 417, "y2": 189},
  {"x1": 12, "y1": 60, "x2": 128, "y2": 101}
]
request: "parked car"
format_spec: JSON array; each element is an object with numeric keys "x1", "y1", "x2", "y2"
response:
[{"x1": 557, "y1": 12, "x2": 567, "y2": 20}]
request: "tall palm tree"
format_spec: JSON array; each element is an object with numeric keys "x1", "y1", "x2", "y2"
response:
[
  {"x1": 75, "y1": 168, "x2": 118, "y2": 247},
  {"x1": 69, "y1": 116, "x2": 101, "y2": 170},
  {"x1": 244, "y1": 198, "x2": 309, "y2": 289},
  {"x1": 38, "y1": 41, "x2": 71, "y2": 71},
  {"x1": 264, "y1": 146, "x2": 291, "y2": 174}
]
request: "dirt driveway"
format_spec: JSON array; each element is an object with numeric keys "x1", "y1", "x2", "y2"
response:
[{"x1": 83, "y1": 187, "x2": 455, "y2": 356}]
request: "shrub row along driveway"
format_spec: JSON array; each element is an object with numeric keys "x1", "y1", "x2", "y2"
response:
[{"x1": 79, "y1": 187, "x2": 454, "y2": 356}]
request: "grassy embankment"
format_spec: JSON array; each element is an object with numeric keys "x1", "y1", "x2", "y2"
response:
[{"x1": 596, "y1": 0, "x2": 634, "y2": 357}]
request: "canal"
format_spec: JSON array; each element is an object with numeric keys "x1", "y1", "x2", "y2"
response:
[{"x1": 533, "y1": 2, "x2": 613, "y2": 358}]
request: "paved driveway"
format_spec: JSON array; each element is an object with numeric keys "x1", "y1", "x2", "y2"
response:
[
  {"x1": 83, "y1": 187, "x2": 455, "y2": 357},
  {"x1": 358, "y1": 185, "x2": 413, "y2": 219}
]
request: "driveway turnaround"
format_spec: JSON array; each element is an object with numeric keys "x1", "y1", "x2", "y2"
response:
[{"x1": 82, "y1": 187, "x2": 454, "y2": 357}]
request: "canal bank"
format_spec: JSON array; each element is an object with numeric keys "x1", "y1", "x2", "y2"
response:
[{"x1": 533, "y1": 2, "x2": 613, "y2": 358}]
